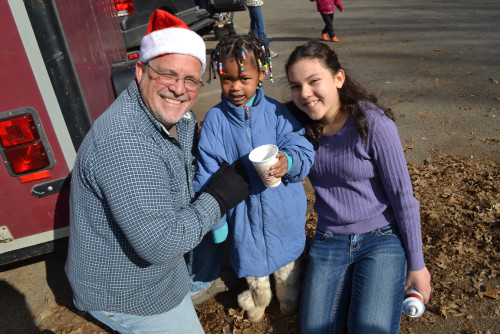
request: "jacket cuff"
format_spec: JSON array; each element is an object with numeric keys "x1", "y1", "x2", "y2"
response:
[{"x1": 281, "y1": 151, "x2": 293, "y2": 174}]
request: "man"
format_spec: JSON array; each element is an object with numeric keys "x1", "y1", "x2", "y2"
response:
[{"x1": 65, "y1": 10, "x2": 249, "y2": 333}]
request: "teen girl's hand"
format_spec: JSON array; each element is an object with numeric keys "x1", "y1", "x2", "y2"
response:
[
  {"x1": 406, "y1": 266, "x2": 432, "y2": 303},
  {"x1": 270, "y1": 152, "x2": 288, "y2": 178}
]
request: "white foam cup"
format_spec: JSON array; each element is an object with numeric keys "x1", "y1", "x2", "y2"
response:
[{"x1": 248, "y1": 144, "x2": 281, "y2": 188}]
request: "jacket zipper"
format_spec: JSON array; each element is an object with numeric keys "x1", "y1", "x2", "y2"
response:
[{"x1": 245, "y1": 106, "x2": 252, "y2": 149}]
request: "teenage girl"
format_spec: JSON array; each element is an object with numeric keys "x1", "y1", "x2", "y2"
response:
[
  {"x1": 192, "y1": 33, "x2": 315, "y2": 322},
  {"x1": 285, "y1": 41, "x2": 431, "y2": 333}
]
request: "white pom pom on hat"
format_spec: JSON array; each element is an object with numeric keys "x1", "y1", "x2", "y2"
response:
[{"x1": 139, "y1": 9, "x2": 206, "y2": 73}]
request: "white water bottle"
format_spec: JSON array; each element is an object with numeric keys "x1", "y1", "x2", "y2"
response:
[{"x1": 403, "y1": 287, "x2": 425, "y2": 317}]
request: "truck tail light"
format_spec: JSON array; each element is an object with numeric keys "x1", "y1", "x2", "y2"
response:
[
  {"x1": 127, "y1": 51, "x2": 140, "y2": 61},
  {"x1": 0, "y1": 112, "x2": 51, "y2": 175},
  {"x1": 0, "y1": 113, "x2": 38, "y2": 147},
  {"x1": 114, "y1": 0, "x2": 136, "y2": 17}
]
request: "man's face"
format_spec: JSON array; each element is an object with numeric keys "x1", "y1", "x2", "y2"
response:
[{"x1": 136, "y1": 54, "x2": 202, "y2": 128}]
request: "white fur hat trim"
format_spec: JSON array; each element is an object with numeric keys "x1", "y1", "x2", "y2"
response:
[{"x1": 140, "y1": 27, "x2": 206, "y2": 73}]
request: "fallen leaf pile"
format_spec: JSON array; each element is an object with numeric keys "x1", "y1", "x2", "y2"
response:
[{"x1": 400, "y1": 152, "x2": 499, "y2": 333}]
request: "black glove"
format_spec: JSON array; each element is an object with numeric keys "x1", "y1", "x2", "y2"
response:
[{"x1": 204, "y1": 160, "x2": 250, "y2": 216}]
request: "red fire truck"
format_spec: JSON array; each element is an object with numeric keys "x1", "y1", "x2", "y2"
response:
[
  {"x1": 0, "y1": 0, "x2": 136, "y2": 265},
  {"x1": 0, "y1": 0, "x2": 244, "y2": 266}
]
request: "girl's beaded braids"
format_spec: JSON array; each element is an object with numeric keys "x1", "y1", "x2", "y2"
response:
[{"x1": 209, "y1": 32, "x2": 274, "y2": 84}]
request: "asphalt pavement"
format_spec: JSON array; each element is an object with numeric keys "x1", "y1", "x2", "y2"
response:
[{"x1": 193, "y1": 0, "x2": 500, "y2": 163}]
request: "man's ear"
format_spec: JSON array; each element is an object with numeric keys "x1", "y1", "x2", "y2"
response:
[{"x1": 136, "y1": 61, "x2": 146, "y2": 83}]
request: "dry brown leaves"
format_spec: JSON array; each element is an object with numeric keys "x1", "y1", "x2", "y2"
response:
[
  {"x1": 194, "y1": 153, "x2": 499, "y2": 334},
  {"x1": 401, "y1": 152, "x2": 499, "y2": 333}
]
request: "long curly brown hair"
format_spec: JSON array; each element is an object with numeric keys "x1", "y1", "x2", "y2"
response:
[{"x1": 284, "y1": 41, "x2": 394, "y2": 150}]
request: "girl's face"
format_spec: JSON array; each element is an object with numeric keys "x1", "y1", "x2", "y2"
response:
[
  {"x1": 287, "y1": 58, "x2": 345, "y2": 124},
  {"x1": 219, "y1": 55, "x2": 266, "y2": 107}
]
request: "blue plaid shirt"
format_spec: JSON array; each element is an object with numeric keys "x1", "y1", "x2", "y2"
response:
[{"x1": 65, "y1": 82, "x2": 220, "y2": 315}]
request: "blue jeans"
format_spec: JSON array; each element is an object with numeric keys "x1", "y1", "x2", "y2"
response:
[
  {"x1": 89, "y1": 293, "x2": 204, "y2": 334},
  {"x1": 247, "y1": 6, "x2": 269, "y2": 48},
  {"x1": 187, "y1": 232, "x2": 225, "y2": 294},
  {"x1": 299, "y1": 224, "x2": 407, "y2": 334}
]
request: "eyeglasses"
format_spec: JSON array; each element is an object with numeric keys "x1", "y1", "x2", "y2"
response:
[{"x1": 147, "y1": 63, "x2": 203, "y2": 92}]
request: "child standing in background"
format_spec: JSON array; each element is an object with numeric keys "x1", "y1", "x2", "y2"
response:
[
  {"x1": 193, "y1": 32, "x2": 314, "y2": 322},
  {"x1": 311, "y1": 0, "x2": 344, "y2": 42}
]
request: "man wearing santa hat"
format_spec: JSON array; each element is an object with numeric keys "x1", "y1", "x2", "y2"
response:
[{"x1": 65, "y1": 10, "x2": 249, "y2": 333}]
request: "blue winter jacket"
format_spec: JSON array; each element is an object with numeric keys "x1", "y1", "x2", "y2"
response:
[{"x1": 194, "y1": 88, "x2": 315, "y2": 278}]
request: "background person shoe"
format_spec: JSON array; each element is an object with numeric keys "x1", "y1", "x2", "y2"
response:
[{"x1": 311, "y1": 0, "x2": 343, "y2": 42}]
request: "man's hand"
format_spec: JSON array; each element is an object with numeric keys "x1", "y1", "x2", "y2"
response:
[{"x1": 205, "y1": 160, "x2": 250, "y2": 216}]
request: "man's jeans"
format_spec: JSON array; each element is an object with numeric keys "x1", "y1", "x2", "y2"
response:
[
  {"x1": 299, "y1": 224, "x2": 407, "y2": 334},
  {"x1": 89, "y1": 293, "x2": 204, "y2": 334},
  {"x1": 247, "y1": 6, "x2": 269, "y2": 48}
]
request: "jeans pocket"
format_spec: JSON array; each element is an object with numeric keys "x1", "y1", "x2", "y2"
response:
[{"x1": 312, "y1": 230, "x2": 329, "y2": 243}]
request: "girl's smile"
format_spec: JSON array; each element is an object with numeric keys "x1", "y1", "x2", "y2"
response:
[
  {"x1": 288, "y1": 58, "x2": 345, "y2": 121},
  {"x1": 287, "y1": 58, "x2": 347, "y2": 134}
]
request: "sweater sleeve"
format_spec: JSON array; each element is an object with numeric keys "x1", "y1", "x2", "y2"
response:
[{"x1": 369, "y1": 111, "x2": 425, "y2": 271}]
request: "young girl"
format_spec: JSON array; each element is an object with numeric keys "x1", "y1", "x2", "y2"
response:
[
  {"x1": 310, "y1": 0, "x2": 343, "y2": 42},
  {"x1": 285, "y1": 41, "x2": 431, "y2": 333},
  {"x1": 193, "y1": 33, "x2": 315, "y2": 322}
]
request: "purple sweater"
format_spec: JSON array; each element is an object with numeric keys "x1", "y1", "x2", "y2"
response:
[{"x1": 308, "y1": 103, "x2": 425, "y2": 271}]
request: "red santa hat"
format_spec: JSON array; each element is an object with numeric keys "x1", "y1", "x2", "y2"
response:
[{"x1": 139, "y1": 10, "x2": 206, "y2": 73}]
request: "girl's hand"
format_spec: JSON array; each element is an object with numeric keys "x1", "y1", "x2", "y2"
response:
[
  {"x1": 270, "y1": 152, "x2": 288, "y2": 178},
  {"x1": 406, "y1": 267, "x2": 431, "y2": 303}
]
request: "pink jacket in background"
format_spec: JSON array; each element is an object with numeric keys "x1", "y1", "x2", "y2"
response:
[{"x1": 310, "y1": 0, "x2": 343, "y2": 14}]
